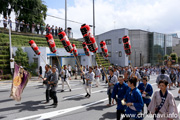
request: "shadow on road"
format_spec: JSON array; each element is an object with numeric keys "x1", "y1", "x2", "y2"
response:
[
  {"x1": 0, "y1": 116, "x2": 6, "y2": 119},
  {"x1": 99, "y1": 112, "x2": 116, "y2": 120},
  {"x1": 174, "y1": 97, "x2": 180, "y2": 101},
  {"x1": 0, "y1": 90, "x2": 10, "y2": 92},
  {"x1": 0, "y1": 98, "x2": 13, "y2": 103},
  {"x1": 62, "y1": 96, "x2": 86, "y2": 101},
  {"x1": 0, "y1": 100, "x2": 47, "y2": 113},
  {"x1": 86, "y1": 104, "x2": 110, "y2": 111}
]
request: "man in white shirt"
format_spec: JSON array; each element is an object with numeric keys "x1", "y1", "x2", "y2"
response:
[
  {"x1": 60, "y1": 65, "x2": 71, "y2": 92},
  {"x1": 94, "y1": 66, "x2": 101, "y2": 87},
  {"x1": 68, "y1": 64, "x2": 72, "y2": 80}
]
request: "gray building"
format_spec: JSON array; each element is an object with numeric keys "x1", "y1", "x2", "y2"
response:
[
  {"x1": 129, "y1": 30, "x2": 149, "y2": 67},
  {"x1": 78, "y1": 28, "x2": 178, "y2": 67},
  {"x1": 96, "y1": 28, "x2": 129, "y2": 67}
]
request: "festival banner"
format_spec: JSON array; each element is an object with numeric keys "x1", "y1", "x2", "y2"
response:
[{"x1": 10, "y1": 63, "x2": 29, "y2": 101}]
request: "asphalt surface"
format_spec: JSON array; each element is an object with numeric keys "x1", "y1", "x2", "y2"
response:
[{"x1": 0, "y1": 75, "x2": 180, "y2": 120}]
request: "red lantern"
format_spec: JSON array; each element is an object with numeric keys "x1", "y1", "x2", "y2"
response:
[
  {"x1": 58, "y1": 30, "x2": 73, "y2": 53},
  {"x1": 29, "y1": 40, "x2": 41, "y2": 55},
  {"x1": 100, "y1": 41, "x2": 108, "y2": 57},
  {"x1": 80, "y1": 24, "x2": 98, "y2": 53},
  {"x1": 82, "y1": 42, "x2": 90, "y2": 56},
  {"x1": 122, "y1": 35, "x2": 131, "y2": 55},
  {"x1": 72, "y1": 44, "x2": 78, "y2": 56},
  {"x1": 45, "y1": 33, "x2": 57, "y2": 53}
]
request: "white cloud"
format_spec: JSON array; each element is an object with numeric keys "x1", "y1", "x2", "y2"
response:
[
  {"x1": 45, "y1": 0, "x2": 180, "y2": 38},
  {"x1": 1, "y1": 0, "x2": 180, "y2": 38}
]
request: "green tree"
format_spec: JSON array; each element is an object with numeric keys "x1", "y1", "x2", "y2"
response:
[
  {"x1": 164, "y1": 54, "x2": 169, "y2": 60},
  {"x1": 14, "y1": 47, "x2": 29, "y2": 67},
  {"x1": 170, "y1": 53, "x2": 178, "y2": 63},
  {"x1": 0, "y1": 0, "x2": 47, "y2": 24}
]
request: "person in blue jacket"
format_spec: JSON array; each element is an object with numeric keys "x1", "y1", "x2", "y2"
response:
[
  {"x1": 111, "y1": 75, "x2": 129, "y2": 120},
  {"x1": 138, "y1": 77, "x2": 153, "y2": 114},
  {"x1": 122, "y1": 77, "x2": 144, "y2": 120}
]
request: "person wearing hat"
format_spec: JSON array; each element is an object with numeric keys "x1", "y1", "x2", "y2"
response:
[
  {"x1": 48, "y1": 65, "x2": 58, "y2": 108},
  {"x1": 111, "y1": 75, "x2": 129, "y2": 120}
]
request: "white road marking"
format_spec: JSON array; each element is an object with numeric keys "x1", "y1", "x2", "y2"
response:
[
  {"x1": 14, "y1": 98, "x2": 108, "y2": 120},
  {"x1": 63, "y1": 89, "x2": 107, "y2": 100},
  {"x1": 178, "y1": 103, "x2": 180, "y2": 113},
  {"x1": 64, "y1": 87, "x2": 83, "y2": 91}
]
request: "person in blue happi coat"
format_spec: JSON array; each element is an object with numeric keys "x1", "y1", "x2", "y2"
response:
[
  {"x1": 122, "y1": 77, "x2": 144, "y2": 120},
  {"x1": 111, "y1": 75, "x2": 129, "y2": 120},
  {"x1": 138, "y1": 77, "x2": 153, "y2": 114}
]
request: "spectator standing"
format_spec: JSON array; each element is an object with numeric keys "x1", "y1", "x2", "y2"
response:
[
  {"x1": 3, "y1": 16, "x2": 7, "y2": 29},
  {"x1": 58, "y1": 27, "x2": 61, "y2": 33},
  {"x1": 46, "y1": 24, "x2": 49, "y2": 34},
  {"x1": 52, "y1": 25, "x2": 54, "y2": 36},
  {"x1": 55, "y1": 26, "x2": 58, "y2": 36},
  {"x1": 36, "y1": 23, "x2": 40, "y2": 34},
  {"x1": 41, "y1": 24, "x2": 45, "y2": 35},
  {"x1": 26, "y1": 23, "x2": 30, "y2": 32},
  {"x1": 8, "y1": 17, "x2": 12, "y2": 29},
  {"x1": 15, "y1": 18, "x2": 19, "y2": 32},
  {"x1": 20, "y1": 20, "x2": 24, "y2": 32},
  {"x1": 32, "y1": 23, "x2": 35, "y2": 33}
]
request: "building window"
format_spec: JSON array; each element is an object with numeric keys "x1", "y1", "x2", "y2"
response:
[
  {"x1": 108, "y1": 52, "x2": 111, "y2": 57},
  {"x1": 119, "y1": 38, "x2": 122, "y2": 44},
  {"x1": 105, "y1": 39, "x2": 111, "y2": 45},
  {"x1": 33, "y1": 58, "x2": 38, "y2": 69},
  {"x1": 119, "y1": 51, "x2": 122, "y2": 57}
]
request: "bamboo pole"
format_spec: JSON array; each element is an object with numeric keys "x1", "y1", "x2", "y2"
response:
[
  {"x1": 40, "y1": 54, "x2": 46, "y2": 64},
  {"x1": 55, "y1": 54, "x2": 62, "y2": 68},
  {"x1": 96, "y1": 53, "x2": 109, "y2": 84},
  {"x1": 72, "y1": 53, "x2": 84, "y2": 75}
]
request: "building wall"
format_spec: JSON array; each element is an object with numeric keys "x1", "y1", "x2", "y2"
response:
[
  {"x1": 172, "y1": 37, "x2": 180, "y2": 46},
  {"x1": 173, "y1": 44, "x2": 180, "y2": 57},
  {"x1": 129, "y1": 30, "x2": 149, "y2": 67},
  {"x1": 12, "y1": 47, "x2": 93, "y2": 77},
  {"x1": 96, "y1": 28, "x2": 128, "y2": 67}
]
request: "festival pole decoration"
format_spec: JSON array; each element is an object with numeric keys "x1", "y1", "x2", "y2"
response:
[
  {"x1": 80, "y1": 24, "x2": 109, "y2": 83},
  {"x1": 82, "y1": 42, "x2": 94, "y2": 67},
  {"x1": 122, "y1": 35, "x2": 132, "y2": 66},
  {"x1": 58, "y1": 30, "x2": 83, "y2": 73},
  {"x1": 29, "y1": 40, "x2": 46, "y2": 64},
  {"x1": 45, "y1": 33, "x2": 61, "y2": 68},
  {"x1": 72, "y1": 44, "x2": 83, "y2": 73}
]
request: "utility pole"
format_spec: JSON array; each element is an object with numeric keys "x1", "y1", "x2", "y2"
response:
[
  {"x1": 93, "y1": 0, "x2": 95, "y2": 37},
  {"x1": 65, "y1": 0, "x2": 67, "y2": 34}
]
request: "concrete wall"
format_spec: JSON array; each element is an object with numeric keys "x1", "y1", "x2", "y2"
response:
[
  {"x1": 96, "y1": 28, "x2": 128, "y2": 67},
  {"x1": 129, "y1": 30, "x2": 149, "y2": 67},
  {"x1": 172, "y1": 37, "x2": 180, "y2": 46}
]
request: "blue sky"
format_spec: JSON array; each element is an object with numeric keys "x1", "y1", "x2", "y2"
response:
[
  {"x1": 43, "y1": 0, "x2": 180, "y2": 38},
  {"x1": 43, "y1": 0, "x2": 75, "y2": 10}
]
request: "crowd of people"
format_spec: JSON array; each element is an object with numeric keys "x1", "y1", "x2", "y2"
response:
[
  {"x1": 39, "y1": 63, "x2": 180, "y2": 120},
  {"x1": 1, "y1": 17, "x2": 66, "y2": 36}
]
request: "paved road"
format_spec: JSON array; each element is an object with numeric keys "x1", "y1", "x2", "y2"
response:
[{"x1": 0, "y1": 75, "x2": 180, "y2": 120}]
